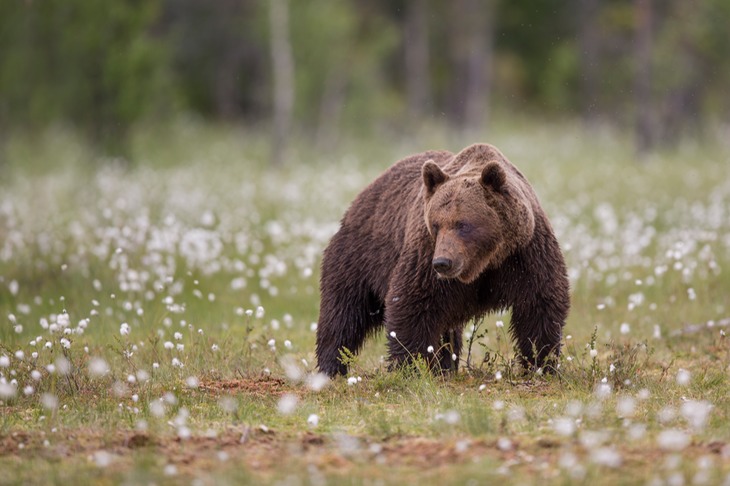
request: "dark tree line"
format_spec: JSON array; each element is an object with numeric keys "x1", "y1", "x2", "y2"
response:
[{"x1": 1, "y1": 0, "x2": 729, "y2": 158}]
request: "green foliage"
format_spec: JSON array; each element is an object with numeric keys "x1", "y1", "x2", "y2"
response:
[
  {"x1": 0, "y1": 0, "x2": 174, "y2": 155},
  {"x1": 2, "y1": 0, "x2": 730, "y2": 161}
]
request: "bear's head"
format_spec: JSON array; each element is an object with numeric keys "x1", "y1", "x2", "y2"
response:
[{"x1": 421, "y1": 158, "x2": 535, "y2": 283}]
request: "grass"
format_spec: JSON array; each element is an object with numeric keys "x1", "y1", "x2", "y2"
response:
[{"x1": 1, "y1": 118, "x2": 730, "y2": 484}]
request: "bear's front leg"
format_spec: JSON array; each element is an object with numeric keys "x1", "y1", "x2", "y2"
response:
[
  {"x1": 383, "y1": 270, "x2": 452, "y2": 373},
  {"x1": 510, "y1": 278, "x2": 569, "y2": 371}
]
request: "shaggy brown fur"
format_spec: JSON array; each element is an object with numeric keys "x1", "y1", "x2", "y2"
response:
[{"x1": 316, "y1": 143, "x2": 570, "y2": 377}]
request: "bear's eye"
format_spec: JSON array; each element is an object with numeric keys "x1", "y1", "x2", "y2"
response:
[{"x1": 455, "y1": 221, "x2": 473, "y2": 235}]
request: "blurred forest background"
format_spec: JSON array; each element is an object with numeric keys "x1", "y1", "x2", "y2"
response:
[{"x1": 1, "y1": 0, "x2": 729, "y2": 164}]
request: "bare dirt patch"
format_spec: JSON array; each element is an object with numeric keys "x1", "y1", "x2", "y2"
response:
[{"x1": 198, "y1": 376, "x2": 292, "y2": 398}]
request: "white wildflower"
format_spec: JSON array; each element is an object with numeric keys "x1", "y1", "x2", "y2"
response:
[
  {"x1": 277, "y1": 393, "x2": 298, "y2": 415},
  {"x1": 88, "y1": 357, "x2": 109, "y2": 377},
  {"x1": 676, "y1": 368, "x2": 691, "y2": 386},
  {"x1": 657, "y1": 429, "x2": 691, "y2": 451},
  {"x1": 306, "y1": 373, "x2": 330, "y2": 392}
]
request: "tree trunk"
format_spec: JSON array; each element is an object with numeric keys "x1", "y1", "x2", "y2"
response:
[
  {"x1": 404, "y1": 0, "x2": 431, "y2": 121},
  {"x1": 269, "y1": 0, "x2": 294, "y2": 166},
  {"x1": 316, "y1": 64, "x2": 348, "y2": 152},
  {"x1": 448, "y1": 0, "x2": 494, "y2": 132},
  {"x1": 578, "y1": 0, "x2": 600, "y2": 124},
  {"x1": 634, "y1": 0, "x2": 656, "y2": 155}
]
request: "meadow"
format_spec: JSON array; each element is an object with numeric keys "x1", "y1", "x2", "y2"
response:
[{"x1": 1, "y1": 119, "x2": 730, "y2": 485}]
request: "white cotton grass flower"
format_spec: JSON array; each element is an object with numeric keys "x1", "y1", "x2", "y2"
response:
[
  {"x1": 54, "y1": 356, "x2": 71, "y2": 376},
  {"x1": 653, "y1": 325, "x2": 662, "y2": 339},
  {"x1": 427, "y1": 345, "x2": 434, "y2": 354},
  {"x1": 389, "y1": 331, "x2": 396, "y2": 338},
  {"x1": 676, "y1": 368, "x2": 691, "y2": 386},
  {"x1": 171, "y1": 358, "x2": 183, "y2": 368},
  {"x1": 589, "y1": 349, "x2": 598, "y2": 358},
  {"x1": 41, "y1": 393, "x2": 58, "y2": 410},
  {"x1": 496, "y1": 437, "x2": 512, "y2": 451},
  {"x1": 590, "y1": 447, "x2": 622, "y2": 468},
  {"x1": 347, "y1": 376, "x2": 358, "y2": 386},
  {"x1": 627, "y1": 423, "x2": 647, "y2": 441},
  {"x1": 495, "y1": 320, "x2": 504, "y2": 328},
  {"x1": 255, "y1": 306, "x2": 265, "y2": 319},
  {"x1": 280, "y1": 355, "x2": 304, "y2": 382},
  {"x1": 93, "y1": 450, "x2": 114, "y2": 468},
  {"x1": 620, "y1": 322, "x2": 630, "y2": 335},
  {"x1": 657, "y1": 429, "x2": 691, "y2": 451},
  {"x1": 0, "y1": 355, "x2": 9, "y2": 368},
  {"x1": 306, "y1": 373, "x2": 329, "y2": 392},
  {"x1": 616, "y1": 396, "x2": 636, "y2": 418},
  {"x1": 218, "y1": 396, "x2": 237, "y2": 414},
  {"x1": 164, "y1": 341, "x2": 174, "y2": 350},
  {"x1": 0, "y1": 382, "x2": 17, "y2": 399},
  {"x1": 119, "y1": 322, "x2": 130, "y2": 336},
  {"x1": 277, "y1": 393, "x2": 298, "y2": 415},
  {"x1": 594, "y1": 381, "x2": 612, "y2": 400},
  {"x1": 680, "y1": 400, "x2": 713, "y2": 431},
  {"x1": 552, "y1": 417, "x2": 576, "y2": 436},
  {"x1": 307, "y1": 414, "x2": 319, "y2": 428},
  {"x1": 88, "y1": 357, "x2": 109, "y2": 377},
  {"x1": 658, "y1": 406, "x2": 677, "y2": 424},
  {"x1": 149, "y1": 401, "x2": 166, "y2": 418},
  {"x1": 435, "y1": 410, "x2": 461, "y2": 425}
]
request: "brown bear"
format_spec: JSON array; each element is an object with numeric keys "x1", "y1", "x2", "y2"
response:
[{"x1": 315, "y1": 143, "x2": 570, "y2": 377}]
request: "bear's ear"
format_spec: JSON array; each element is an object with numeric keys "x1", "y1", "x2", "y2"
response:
[
  {"x1": 480, "y1": 162, "x2": 507, "y2": 192},
  {"x1": 422, "y1": 160, "x2": 449, "y2": 197}
]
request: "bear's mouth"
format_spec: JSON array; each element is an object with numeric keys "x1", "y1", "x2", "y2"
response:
[{"x1": 434, "y1": 264, "x2": 463, "y2": 280}]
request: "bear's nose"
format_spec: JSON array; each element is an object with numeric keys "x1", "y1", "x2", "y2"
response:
[{"x1": 432, "y1": 257, "x2": 453, "y2": 273}]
